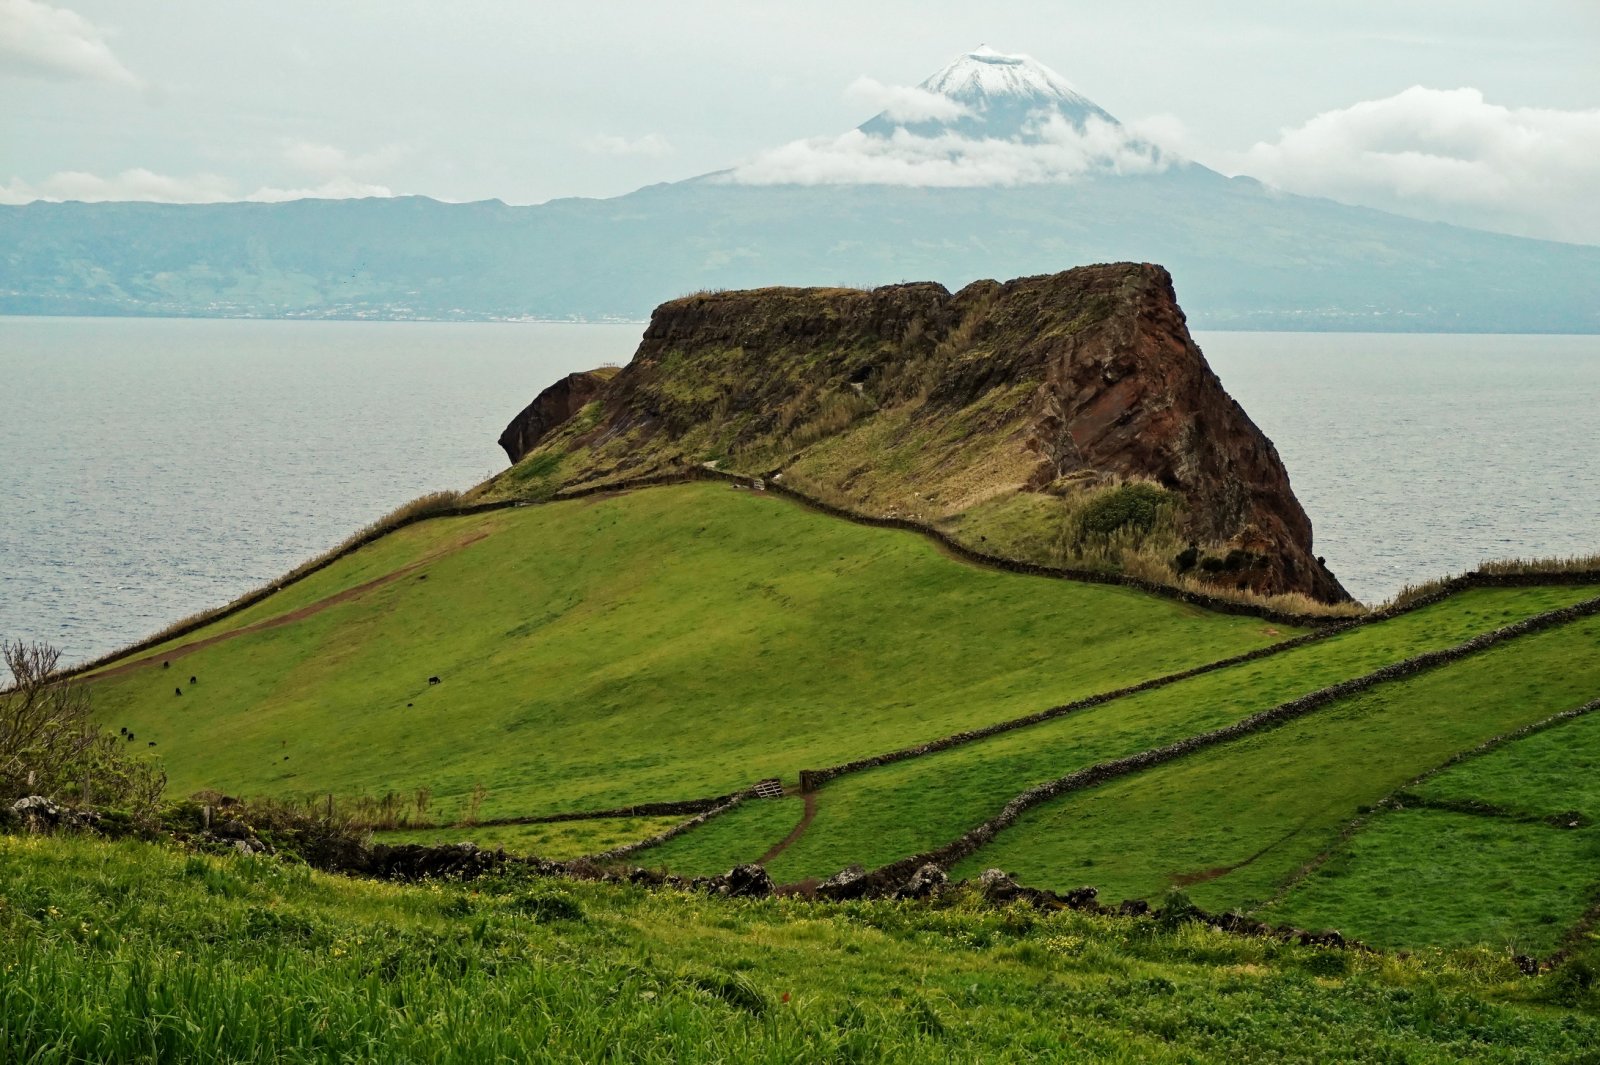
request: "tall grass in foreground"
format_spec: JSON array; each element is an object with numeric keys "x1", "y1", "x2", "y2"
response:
[
  {"x1": 72, "y1": 490, "x2": 464, "y2": 675},
  {"x1": 4, "y1": 833, "x2": 1600, "y2": 1063}
]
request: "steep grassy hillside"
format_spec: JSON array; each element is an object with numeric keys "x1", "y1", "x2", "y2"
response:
[
  {"x1": 6, "y1": 834, "x2": 1600, "y2": 1063},
  {"x1": 87, "y1": 482, "x2": 1292, "y2": 824}
]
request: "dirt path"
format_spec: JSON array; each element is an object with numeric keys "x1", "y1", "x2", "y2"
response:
[
  {"x1": 90, "y1": 530, "x2": 492, "y2": 682},
  {"x1": 1170, "y1": 822, "x2": 1307, "y2": 887},
  {"x1": 757, "y1": 790, "x2": 818, "y2": 866}
]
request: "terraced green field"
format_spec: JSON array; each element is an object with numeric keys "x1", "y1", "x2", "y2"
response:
[
  {"x1": 1264, "y1": 703, "x2": 1600, "y2": 951},
  {"x1": 1410, "y1": 708, "x2": 1600, "y2": 818},
  {"x1": 87, "y1": 483, "x2": 1290, "y2": 823},
  {"x1": 950, "y1": 615, "x2": 1600, "y2": 919},
  {"x1": 1264, "y1": 810, "x2": 1600, "y2": 953},
  {"x1": 633, "y1": 586, "x2": 1599, "y2": 882}
]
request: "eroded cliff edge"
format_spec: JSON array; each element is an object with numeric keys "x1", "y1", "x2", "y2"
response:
[{"x1": 488, "y1": 263, "x2": 1348, "y2": 605}]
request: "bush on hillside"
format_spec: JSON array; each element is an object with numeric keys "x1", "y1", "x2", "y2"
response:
[
  {"x1": 0, "y1": 639, "x2": 167, "y2": 824},
  {"x1": 1076, "y1": 483, "x2": 1176, "y2": 538}
]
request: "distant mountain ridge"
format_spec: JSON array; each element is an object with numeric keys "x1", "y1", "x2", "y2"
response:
[{"x1": 3, "y1": 46, "x2": 1598, "y2": 332}]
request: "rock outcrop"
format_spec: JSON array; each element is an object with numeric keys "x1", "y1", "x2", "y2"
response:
[
  {"x1": 490, "y1": 263, "x2": 1347, "y2": 603},
  {"x1": 498, "y1": 367, "x2": 616, "y2": 464}
]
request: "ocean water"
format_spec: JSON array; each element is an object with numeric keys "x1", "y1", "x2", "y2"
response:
[
  {"x1": 2, "y1": 318, "x2": 1597, "y2": 662},
  {"x1": 1197, "y1": 331, "x2": 1600, "y2": 606},
  {"x1": 1, "y1": 317, "x2": 639, "y2": 663}
]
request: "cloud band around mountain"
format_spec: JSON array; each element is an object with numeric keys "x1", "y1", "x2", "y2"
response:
[{"x1": 726, "y1": 114, "x2": 1169, "y2": 187}]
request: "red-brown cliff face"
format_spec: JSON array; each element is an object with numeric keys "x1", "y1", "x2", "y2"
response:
[
  {"x1": 497, "y1": 368, "x2": 616, "y2": 464},
  {"x1": 492, "y1": 264, "x2": 1348, "y2": 604},
  {"x1": 959, "y1": 266, "x2": 1345, "y2": 602}
]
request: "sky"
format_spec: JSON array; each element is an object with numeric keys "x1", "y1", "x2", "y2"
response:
[{"x1": 3, "y1": 0, "x2": 1598, "y2": 243}]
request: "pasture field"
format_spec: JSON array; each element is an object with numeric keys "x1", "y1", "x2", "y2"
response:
[
  {"x1": 1410, "y1": 708, "x2": 1600, "y2": 818},
  {"x1": 637, "y1": 797, "x2": 808, "y2": 877},
  {"x1": 86, "y1": 483, "x2": 1289, "y2": 823},
  {"x1": 64, "y1": 478, "x2": 1600, "y2": 964},
  {"x1": 1262, "y1": 809, "x2": 1600, "y2": 954},
  {"x1": 1264, "y1": 704, "x2": 1600, "y2": 951},
  {"x1": 642, "y1": 586, "x2": 1599, "y2": 883},
  {"x1": 5, "y1": 833, "x2": 1600, "y2": 1063},
  {"x1": 948, "y1": 615, "x2": 1600, "y2": 918}
]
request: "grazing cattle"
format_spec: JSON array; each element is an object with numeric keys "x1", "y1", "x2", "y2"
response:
[
  {"x1": 127, "y1": 732, "x2": 135, "y2": 742},
  {"x1": 162, "y1": 661, "x2": 170, "y2": 669},
  {"x1": 175, "y1": 687, "x2": 182, "y2": 696},
  {"x1": 428, "y1": 676, "x2": 441, "y2": 685},
  {"x1": 189, "y1": 675, "x2": 197, "y2": 685},
  {"x1": 148, "y1": 741, "x2": 156, "y2": 746}
]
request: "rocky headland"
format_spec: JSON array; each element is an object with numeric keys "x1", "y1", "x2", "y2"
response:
[{"x1": 489, "y1": 263, "x2": 1347, "y2": 604}]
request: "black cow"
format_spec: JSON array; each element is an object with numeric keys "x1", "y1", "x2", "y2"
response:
[{"x1": 428, "y1": 676, "x2": 441, "y2": 685}]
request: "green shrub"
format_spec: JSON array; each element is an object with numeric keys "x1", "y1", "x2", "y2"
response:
[{"x1": 1076, "y1": 483, "x2": 1176, "y2": 538}]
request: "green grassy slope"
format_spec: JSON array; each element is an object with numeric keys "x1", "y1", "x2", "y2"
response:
[
  {"x1": 6, "y1": 834, "x2": 1600, "y2": 1063},
  {"x1": 372, "y1": 815, "x2": 689, "y2": 861},
  {"x1": 1411, "y1": 709, "x2": 1600, "y2": 818},
  {"x1": 640, "y1": 586, "x2": 1598, "y2": 882},
  {"x1": 88, "y1": 483, "x2": 1292, "y2": 823},
  {"x1": 1265, "y1": 705, "x2": 1600, "y2": 951},
  {"x1": 1263, "y1": 810, "x2": 1600, "y2": 954},
  {"x1": 949, "y1": 615, "x2": 1600, "y2": 919}
]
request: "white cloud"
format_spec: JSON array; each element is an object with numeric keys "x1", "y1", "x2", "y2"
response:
[
  {"x1": 280, "y1": 139, "x2": 409, "y2": 179},
  {"x1": 1227, "y1": 86, "x2": 1600, "y2": 244},
  {"x1": 845, "y1": 76, "x2": 972, "y2": 124},
  {"x1": 0, "y1": 136, "x2": 406, "y2": 204},
  {"x1": 245, "y1": 178, "x2": 394, "y2": 202},
  {"x1": 727, "y1": 114, "x2": 1168, "y2": 187},
  {"x1": 583, "y1": 133, "x2": 673, "y2": 157},
  {"x1": 0, "y1": 0, "x2": 138, "y2": 85},
  {"x1": 0, "y1": 169, "x2": 392, "y2": 204}
]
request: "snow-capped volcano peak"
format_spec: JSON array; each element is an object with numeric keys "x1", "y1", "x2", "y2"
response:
[
  {"x1": 858, "y1": 46, "x2": 1119, "y2": 141},
  {"x1": 726, "y1": 46, "x2": 1174, "y2": 188},
  {"x1": 922, "y1": 46, "x2": 1088, "y2": 107}
]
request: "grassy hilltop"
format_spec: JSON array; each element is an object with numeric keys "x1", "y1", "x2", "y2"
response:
[{"x1": 86, "y1": 482, "x2": 1292, "y2": 825}]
